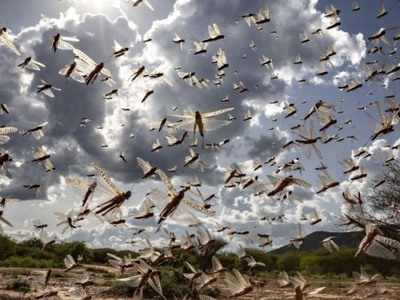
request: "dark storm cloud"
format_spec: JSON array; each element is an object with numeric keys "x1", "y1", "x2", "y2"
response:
[
  {"x1": 248, "y1": 133, "x2": 286, "y2": 158},
  {"x1": 0, "y1": 0, "x2": 372, "y2": 249},
  {"x1": 0, "y1": 12, "x2": 149, "y2": 199},
  {"x1": 129, "y1": 0, "x2": 363, "y2": 149}
]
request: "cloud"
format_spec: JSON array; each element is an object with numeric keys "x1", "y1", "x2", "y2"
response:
[{"x1": 0, "y1": 0, "x2": 387, "y2": 250}]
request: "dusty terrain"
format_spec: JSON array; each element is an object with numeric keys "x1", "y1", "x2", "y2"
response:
[{"x1": 0, "y1": 267, "x2": 399, "y2": 300}]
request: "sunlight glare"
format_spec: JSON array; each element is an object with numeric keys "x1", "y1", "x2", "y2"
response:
[{"x1": 72, "y1": 0, "x2": 120, "y2": 12}]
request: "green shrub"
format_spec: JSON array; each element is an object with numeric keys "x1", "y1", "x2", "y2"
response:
[
  {"x1": 6, "y1": 279, "x2": 31, "y2": 293},
  {"x1": 247, "y1": 248, "x2": 278, "y2": 271},
  {"x1": 276, "y1": 253, "x2": 300, "y2": 271},
  {"x1": 0, "y1": 234, "x2": 399, "y2": 277},
  {"x1": 1, "y1": 256, "x2": 61, "y2": 268},
  {"x1": 203, "y1": 287, "x2": 221, "y2": 298},
  {"x1": 219, "y1": 253, "x2": 241, "y2": 270},
  {"x1": 108, "y1": 281, "x2": 136, "y2": 296},
  {"x1": 0, "y1": 235, "x2": 16, "y2": 260},
  {"x1": 159, "y1": 267, "x2": 191, "y2": 298}
]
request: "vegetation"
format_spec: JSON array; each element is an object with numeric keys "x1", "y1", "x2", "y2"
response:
[
  {"x1": 367, "y1": 161, "x2": 400, "y2": 225},
  {"x1": 6, "y1": 279, "x2": 31, "y2": 293},
  {"x1": 257, "y1": 248, "x2": 400, "y2": 276},
  {"x1": 0, "y1": 234, "x2": 135, "y2": 268},
  {"x1": 159, "y1": 267, "x2": 192, "y2": 298},
  {"x1": 1, "y1": 234, "x2": 400, "y2": 277},
  {"x1": 106, "y1": 281, "x2": 136, "y2": 297},
  {"x1": 218, "y1": 247, "x2": 400, "y2": 276}
]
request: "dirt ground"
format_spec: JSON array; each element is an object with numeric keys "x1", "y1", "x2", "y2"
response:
[{"x1": 0, "y1": 267, "x2": 399, "y2": 300}]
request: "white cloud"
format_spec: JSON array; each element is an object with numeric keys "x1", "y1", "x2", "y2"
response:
[{"x1": 1, "y1": 0, "x2": 394, "y2": 252}]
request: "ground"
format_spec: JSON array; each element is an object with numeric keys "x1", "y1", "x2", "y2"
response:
[{"x1": 0, "y1": 267, "x2": 399, "y2": 299}]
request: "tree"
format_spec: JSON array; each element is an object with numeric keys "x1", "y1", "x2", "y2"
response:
[
  {"x1": 276, "y1": 253, "x2": 300, "y2": 271},
  {"x1": 342, "y1": 162, "x2": 400, "y2": 262},
  {"x1": 366, "y1": 161, "x2": 400, "y2": 225},
  {"x1": 0, "y1": 235, "x2": 16, "y2": 260}
]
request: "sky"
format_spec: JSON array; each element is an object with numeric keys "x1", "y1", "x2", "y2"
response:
[{"x1": 0, "y1": 0, "x2": 400, "y2": 251}]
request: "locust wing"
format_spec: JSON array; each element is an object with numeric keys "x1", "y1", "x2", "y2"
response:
[
  {"x1": 0, "y1": 30, "x2": 21, "y2": 56},
  {"x1": 93, "y1": 164, "x2": 122, "y2": 196},
  {"x1": 203, "y1": 107, "x2": 235, "y2": 118}
]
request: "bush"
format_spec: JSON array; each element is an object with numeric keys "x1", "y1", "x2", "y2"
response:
[
  {"x1": 276, "y1": 253, "x2": 300, "y2": 271},
  {"x1": 0, "y1": 235, "x2": 16, "y2": 260},
  {"x1": 108, "y1": 281, "x2": 137, "y2": 297},
  {"x1": 203, "y1": 287, "x2": 221, "y2": 298},
  {"x1": 159, "y1": 267, "x2": 191, "y2": 298},
  {"x1": 247, "y1": 248, "x2": 278, "y2": 271},
  {"x1": 0, "y1": 234, "x2": 399, "y2": 277},
  {"x1": 6, "y1": 279, "x2": 31, "y2": 293},
  {"x1": 219, "y1": 253, "x2": 240, "y2": 270},
  {"x1": 0, "y1": 234, "x2": 141, "y2": 269},
  {"x1": 1, "y1": 256, "x2": 60, "y2": 268}
]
